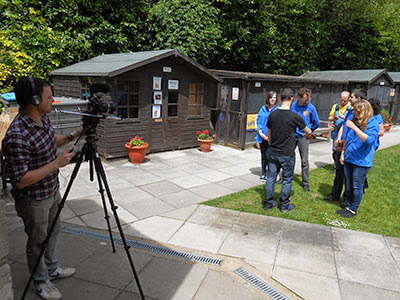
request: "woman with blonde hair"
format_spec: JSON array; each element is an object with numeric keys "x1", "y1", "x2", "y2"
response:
[
  {"x1": 337, "y1": 100, "x2": 379, "y2": 218},
  {"x1": 256, "y1": 91, "x2": 278, "y2": 180}
]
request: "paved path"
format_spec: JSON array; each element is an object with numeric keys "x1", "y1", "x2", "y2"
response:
[{"x1": 5, "y1": 126, "x2": 400, "y2": 299}]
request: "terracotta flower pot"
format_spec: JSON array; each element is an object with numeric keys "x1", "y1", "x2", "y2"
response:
[
  {"x1": 383, "y1": 123, "x2": 392, "y2": 132},
  {"x1": 198, "y1": 139, "x2": 213, "y2": 152},
  {"x1": 125, "y1": 142, "x2": 149, "y2": 164}
]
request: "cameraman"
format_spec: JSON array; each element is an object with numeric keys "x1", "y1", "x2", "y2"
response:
[{"x1": 2, "y1": 77, "x2": 82, "y2": 300}]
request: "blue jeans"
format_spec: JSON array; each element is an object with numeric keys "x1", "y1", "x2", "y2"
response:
[
  {"x1": 332, "y1": 151, "x2": 345, "y2": 199},
  {"x1": 259, "y1": 141, "x2": 270, "y2": 176},
  {"x1": 264, "y1": 154, "x2": 295, "y2": 209},
  {"x1": 295, "y1": 137, "x2": 309, "y2": 188},
  {"x1": 343, "y1": 162, "x2": 370, "y2": 212}
]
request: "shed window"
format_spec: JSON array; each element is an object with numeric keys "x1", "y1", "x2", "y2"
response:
[
  {"x1": 188, "y1": 82, "x2": 203, "y2": 115},
  {"x1": 117, "y1": 80, "x2": 139, "y2": 118}
]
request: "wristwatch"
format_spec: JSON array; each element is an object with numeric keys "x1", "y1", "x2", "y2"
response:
[{"x1": 67, "y1": 131, "x2": 76, "y2": 141}]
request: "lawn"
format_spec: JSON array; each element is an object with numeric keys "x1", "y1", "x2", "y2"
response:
[{"x1": 203, "y1": 144, "x2": 400, "y2": 238}]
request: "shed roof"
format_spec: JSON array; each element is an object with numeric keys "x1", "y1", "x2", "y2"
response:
[
  {"x1": 388, "y1": 72, "x2": 400, "y2": 83},
  {"x1": 302, "y1": 69, "x2": 394, "y2": 85},
  {"x1": 209, "y1": 69, "x2": 348, "y2": 84},
  {"x1": 50, "y1": 49, "x2": 221, "y2": 82}
]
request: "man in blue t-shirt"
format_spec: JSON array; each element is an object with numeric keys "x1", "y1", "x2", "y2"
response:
[{"x1": 290, "y1": 88, "x2": 320, "y2": 191}]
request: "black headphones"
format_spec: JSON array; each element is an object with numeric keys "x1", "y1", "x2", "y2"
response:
[{"x1": 28, "y1": 77, "x2": 41, "y2": 105}]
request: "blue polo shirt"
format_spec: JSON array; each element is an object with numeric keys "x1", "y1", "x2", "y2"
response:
[
  {"x1": 344, "y1": 117, "x2": 379, "y2": 167},
  {"x1": 341, "y1": 109, "x2": 354, "y2": 141},
  {"x1": 256, "y1": 105, "x2": 278, "y2": 143},
  {"x1": 290, "y1": 100, "x2": 320, "y2": 138}
]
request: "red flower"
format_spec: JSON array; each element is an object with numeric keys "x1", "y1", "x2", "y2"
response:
[
  {"x1": 389, "y1": 117, "x2": 392, "y2": 121},
  {"x1": 204, "y1": 130, "x2": 209, "y2": 135},
  {"x1": 196, "y1": 131, "x2": 201, "y2": 135},
  {"x1": 131, "y1": 138, "x2": 134, "y2": 141},
  {"x1": 213, "y1": 134, "x2": 216, "y2": 138},
  {"x1": 325, "y1": 123, "x2": 328, "y2": 127},
  {"x1": 136, "y1": 136, "x2": 140, "y2": 140}
]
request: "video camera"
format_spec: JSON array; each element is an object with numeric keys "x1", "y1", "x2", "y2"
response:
[{"x1": 87, "y1": 83, "x2": 117, "y2": 115}]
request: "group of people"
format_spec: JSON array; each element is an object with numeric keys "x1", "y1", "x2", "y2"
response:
[{"x1": 256, "y1": 87, "x2": 382, "y2": 217}]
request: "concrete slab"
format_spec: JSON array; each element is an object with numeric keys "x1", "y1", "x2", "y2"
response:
[
  {"x1": 10, "y1": 262, "x2": 42, "y2": 300},
  {"x1": 245, "y1": 259, "x2": 274, "y2": 277},
  {"x1": 189, "y1": 183, "x2": 232, "y2": 199},
  {"x1": 335, "y1": 250, "x2": 400, "y2": 292},
  {"x1": 139, "y1": 180, "x2": 183, "y2": 197},
  {"x1": 78, "y1": 206, "x2": 138, "y2": 230},
  {"x1": 339, "y1": 279, "x2": 400, "y2": 300},
  {"x1": 193, "y1": 269, "x2": 264, "y2": 300},
  {"x1": 231, "y1": 212, "x2": 282, "y2": 236},
  {"x1": 74, "y1": 245, "x2": 153, "y2": 290},
  {"x1": 218, "y1": 165, "x2": 253, "y2": 177},
  {"x1": 218, "y1": 230, "x2": 279, "y2": 265},
  {"x1": 160, "y1": 205, "x2": 199, "y2": 221},
  {"x1": 187, "y1": 205, "x2": 239, "y2": 229},
  {"x1": 123, "y1": 170, "x2": 164, "y2": 186},
  {"x1": 215, "y1": 177, "x2": 257, "y2": 192},
  {"x1": 123, "y1": 216, "x2": 184, "y2": 243},
  {"x1": 121, "y1": 197, "x2": 175, "y2": 219},
  {"x1": 116, "y1": 292, "x2": 156, "y2": 300},
  {"x1": 60, "y1": 182, "x2": 99, "y2": 200},
  {"x1": 66, "y1": 196, "x2": 104, "y2": 216},
  {"x1": 273, "y1": 266, "x2": 341, "y2": 300},
  {"x1": 199, "y1": 159, "x2": 233, "y2": 170},
  {"x1": 157, "y1": 190, "x2": 207, "y2": 209},
  {"x1": 195, "y1": 169, "x2": 233, "y2": 182},
  {"x1": 169, "y1": 174, "x2": 210, "y2": 189},
  {"x1": 126, "y1": 256, "x2": 208, "y2": 300},
  {"x1": 333, "y1": 227, "x2": 392, "y2": 257},
  {"x1": 60, "y1": 203, "x2": 76, "y2": 221},
  {"x1": 275, "y1": 240, "x2": 337, "y2": 278},
  {"x1": 176, "y1": 163, "x2": 211, "y2": 175},
  {"x1": 112, "y1": 187, "x2": 153, "y2": 203},
  {"x1": 168, "y1": 222, "x2": 229, "y2": 253},
  {"x1": 385, "y1": 236, "x2": 400, "y2": 264},
  {"x1": 151, "y1": 168, "x2": 190, "y2": 180},
  {"x1": 63, "y1": 216, "x2": 86, "y2": 226}
]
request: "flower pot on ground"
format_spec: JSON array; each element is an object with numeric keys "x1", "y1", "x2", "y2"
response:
[
  {"x1": 125, "y1": 136, "x2": 149, "y2": 164},
  {"x1": 196, "y1": 129, "x2": 215, "y2": 152},
  {"x1": 383, "y1": 123, "x2": 392, "y2": 132},
  {"x1": 381, "y1": 109, "x2": 392, "y2": 132}
]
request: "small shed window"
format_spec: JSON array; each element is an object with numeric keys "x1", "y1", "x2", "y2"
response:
[
  {"x1": 189, "y1": 82, "x2": 203, "y2": 115},
  {"x1": 117, "y1": 80, "x2": 139, "y2": 118}
]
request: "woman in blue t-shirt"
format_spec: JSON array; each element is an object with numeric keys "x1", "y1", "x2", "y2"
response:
[
  {"x1": 337, "y1": 100, "x2": 379, "y2": 218},
  {"x1": 256, "y1": 91, "x2": 278, "y2": 180}
]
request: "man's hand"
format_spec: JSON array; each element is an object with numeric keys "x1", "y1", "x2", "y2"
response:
[
  {"x1": 334, "y1": 140, "x2": 343, "y2": 152},
  {"x1": 54, "y1": 146, "x2": 75, "y2": 168},
  {"x1": 339, "y1": 114, "x2": 346, "y2": 119}
]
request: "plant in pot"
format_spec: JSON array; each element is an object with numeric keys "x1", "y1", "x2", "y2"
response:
[
  {"x1": 125, "y1": 135, "x2": 149, "y2": 164},
  {"x1": 196, "y1": 130, "x2": 215, "y2": 152},
  {"x1": 381, "y1": 109, "x2": 393, "y2": 132}
]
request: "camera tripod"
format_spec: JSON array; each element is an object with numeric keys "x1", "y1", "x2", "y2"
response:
[{"x1": 21, "y1": 120, "x2": 145, "y2": 300}]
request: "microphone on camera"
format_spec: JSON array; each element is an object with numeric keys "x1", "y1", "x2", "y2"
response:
[{"x1": 89, "y1": 83, "x2": 110, "y2": 95}]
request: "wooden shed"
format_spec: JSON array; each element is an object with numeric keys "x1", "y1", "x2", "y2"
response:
[
  {"x1": 50, "y1": 49, "x2": 221, "y2": 159},
  {"x1": 209, "y1": 69, "x2": 348, "y2": 149},
  {"x1": 388, "y1": 72, "x2": 400, "y2": 123},
  {"x1": 302, "y1": 69, "x2": 396, "y2": 111}
]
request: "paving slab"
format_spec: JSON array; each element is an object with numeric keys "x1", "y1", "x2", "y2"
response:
[
  {"x1": 123, "y1": 170, "x2": 164, "y2": 186},
  {"x1": 78, "y1": 206, "x2": 138, "y2": 230},
  {"x1": 120, "y1": 197, "x2": 175, "y2": 219},
  {"x1": 66, "y1": 196, "x2": 104, "y2": 216},
  {"x1": 160, "y1": 205, "x2": 199, "y2": 221},
  {"x1": 123, "y1": 216, "x2": 184, "y2": 243},
  {"x1": 168, "y1": 222, "x2": 229, "y2": 253},
  {"x1": 335, "y1": 250, "x2": 400, "y2": 292},
  {"x1": 126, "y1": 256, "x2": 208, "y2": 300},
  {"x1": 150, "y1": 168, "x2": 190, "y2": 180},
  {"x1": 218, "y1": 230, "x2": 279, "y2": 265},
  {"x1": 244, "y1": 259, "x2": 274, "y2": 277},
  {"x1": 157, "y1": 190, "x2": 207, "y2": 209},
  {"x1": 385, "y1": 236, "x2": 400, "y2": 264},
  {"x1": 187, "y1": 205, "x2": 239, "y2": 230},
  {"x1": 169, "y1": 174, "x2": 210, "y2": 189},
  {"x1": 215, "y1": 177, "x2": 258, "y2": 192},
  {"x1": 339, "y1": 279, "x2": 400, "y2": 300},
  {"x1": 273, "y1": 266, "x2": 341, "y2": 300},
  {"x1": 193, "y1": 269, "x2": 264, "y2": 300},
  {"x1": 275, "y1": 240, "x2": 337, "y2": 278},
  {"x1": 189, "y1": 183, "x2": 232, "y2": 199},
  {"x1": 332, "y1": 227, "x2": 392, "y2": 257},
  {"x1": 231, "y1": 212, "x2": 283, "y2": 236},
  {"x1": 195, "y1": 169, "x2": 233, "y2": 182},
  {"x1": 112, "y1": 186, "x2": 153, "y2": 203},
  {"x1": 116, "y1": 291, "x2": 156, "y2": 300},
  {"x1": 139, "y1": 180, "x2": 184, "y2": 197}
]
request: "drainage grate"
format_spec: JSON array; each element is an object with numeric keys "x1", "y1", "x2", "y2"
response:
[
  {"x1": 234, "y1": 267, "x2": 290, "y2": 300},
  {"x1": 62, "y1": 227, "x2": 221, "y2": 266}
]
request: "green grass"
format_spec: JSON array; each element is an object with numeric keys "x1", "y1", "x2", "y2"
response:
[{"x1": 203, "y1": 145, "x2": 400, "y2": 238}]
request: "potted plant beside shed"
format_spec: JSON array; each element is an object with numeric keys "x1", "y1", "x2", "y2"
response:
[
  {"x1": 381, "y1": 109, "x2": 393, "y2": 132},
  {"x1": 196, "y1": 130, "x2": 214, "y2": 152},
  {"x1": 125, "y1": 135, "x2": 149, "y2": 164}
]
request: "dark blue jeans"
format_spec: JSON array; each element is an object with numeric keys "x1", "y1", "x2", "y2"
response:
[
  {"x1": 343, "y1": 162, "x2": 370, "y2": 213},
  {"x1": 259, "y1": 141, "x2": 270, "y2": 176},
  {"x1": 264, "y1": 154, "x2": 295, "y2": 210},
  {"x1": 332, "y1": 151, "x2": 345, "y2": 199}
]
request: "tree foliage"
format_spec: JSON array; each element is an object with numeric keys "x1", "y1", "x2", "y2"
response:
[{"x1": 1, "y1": 0, "x2": 400, "y2": 92}]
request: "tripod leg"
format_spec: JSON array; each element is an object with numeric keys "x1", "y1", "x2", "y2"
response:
[
  {"x1": 21, "y1": 146, "x2": 86, "y2": 300},
  {"x1": 93, "y1": 158, "x2": 116, "y2": 253},
  {"x1": 92, "y1": 152, "x2": 146, "y2": 300}
]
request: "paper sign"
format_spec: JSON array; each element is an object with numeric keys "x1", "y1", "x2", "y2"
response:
[
  {"x1": 152, "y1": 105, "x2": 161, "y2": 118},
  {"x1": 168, "y1": 80, "x2": 179, "y2": 90},
  {"x1": 153, "y1": 77, "x2": 162, "y2": 90},
  {"x1": 246, "y1": 114, "x2": 257, "y2": 131},
  {"x1": 232, "y1": 87, "x2": 239, "y2": 100},
  {"x1": 255, "y1": 82, "x2": 261, "y2": 88},
  {"x1": 154, "y1": 91, "x2": 162, "y2": 104},
  {"x1": 390, "y1": 88, "x2": 395, "y2": 97},
  {"x1": 163, "y1": 67, "x2": 172, "y2": 72}
]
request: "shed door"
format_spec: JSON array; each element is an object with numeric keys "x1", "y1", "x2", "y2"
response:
[{"x1": 150, "y1": 75, "x2": 181, "y2": 151}]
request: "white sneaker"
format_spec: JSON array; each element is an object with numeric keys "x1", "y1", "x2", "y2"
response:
[
  {"x1": 49, "y1": 265, "x2": 76, "y2": 280},
  {"x1": 33, "y1": 280, "x2": 62, "y2": 300}
]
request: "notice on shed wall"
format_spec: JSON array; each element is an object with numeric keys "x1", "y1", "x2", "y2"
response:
[
  {"x1": 168, "y1": 80, "x2": 179, "y2": 90},
  {"x1": 232, "y1": 87, "x2": 239, "y2": 100},
  {"x1": 152, "y1": 105, "x2": 161, "y2": 118},
  {"x1": 246, "y1": 114, "x2": 257, "y2": 131},
  {"x1": 153, "y1": 77, "x2": 162, "y2": 90},
  {"x1": 153, "y1": 91, "x2": 162, "y2": 104}
]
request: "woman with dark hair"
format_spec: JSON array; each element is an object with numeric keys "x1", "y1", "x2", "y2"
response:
[
  {"x1": 256, "y1": 91, "x2": 278, "y2": 180},
  {"x1": 367, "y1": 98, "x2": 385, "y2": 144},
  {"x1": 337, "y1": 100, "x2": 379, "y2": 218}
]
